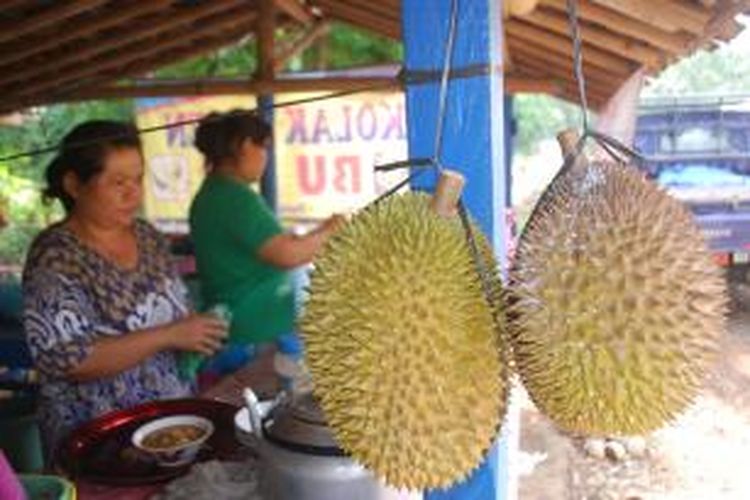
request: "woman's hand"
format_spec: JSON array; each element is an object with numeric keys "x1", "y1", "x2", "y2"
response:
[{"x1": 165, "y1": 314, "x2": 229, "y2": 355}]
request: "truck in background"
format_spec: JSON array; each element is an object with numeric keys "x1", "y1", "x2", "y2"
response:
[{"x1": 634, "y1": 95, "x2": 750, "y2": 289}]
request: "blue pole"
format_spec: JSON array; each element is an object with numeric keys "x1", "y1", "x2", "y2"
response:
[
  {"x1": 401, "y1": 1, "x2": 510, "y2": 499},
  {"x1": 259, "y1": 94, "x2": 278, "y2": 213}
]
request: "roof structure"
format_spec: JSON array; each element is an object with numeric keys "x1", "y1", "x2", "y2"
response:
[{"x1": 0, "y1": 0, "x2": 748, "y2": 114}]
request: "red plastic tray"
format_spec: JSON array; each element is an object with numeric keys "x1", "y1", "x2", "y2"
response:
[{"x1": 56, "y1": 398, "x2": 243, "y2": 486}]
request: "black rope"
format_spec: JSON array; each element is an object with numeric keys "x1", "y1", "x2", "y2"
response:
[
  {"x1": 370, "y1": 167, "x2": 432, "y2": 207},
  {"x1": 584, "y1": 130, "x2": 645, "y2": 166},
  {"x1": 374, "y1": 157, "x2": 434, "y2": 172}
]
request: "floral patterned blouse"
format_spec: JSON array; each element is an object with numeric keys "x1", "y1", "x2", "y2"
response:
[{"x1": 22, "y1": 220, "x2": 193, "y2": 459}]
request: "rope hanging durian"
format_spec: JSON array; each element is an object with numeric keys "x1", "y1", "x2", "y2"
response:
[
  {"x1": 300, "y1": 191, "x2": 508, "y2": 490},
  {"x1": 509, "y1": 132, "x2": 727, "y2": 436}
]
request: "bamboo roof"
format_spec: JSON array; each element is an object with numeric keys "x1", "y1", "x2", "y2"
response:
[{"x1": 0, "y1": 0, "x2": 747, "y2": 113}]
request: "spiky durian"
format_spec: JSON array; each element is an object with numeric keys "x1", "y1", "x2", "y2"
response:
[
  {"x1": 510, "y1": 159, "x2": 726, "y2": 436},
  {"x1": 300, "y1": 192, "x2": 508, "y2": 490}
]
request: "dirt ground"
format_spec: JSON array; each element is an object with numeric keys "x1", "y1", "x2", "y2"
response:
[{"x1": 517, "y1": 286, "x2": 750, "y2": 500}]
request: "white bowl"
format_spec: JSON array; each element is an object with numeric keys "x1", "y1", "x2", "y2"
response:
[{"x1": 132, "y1": 414, "x2": 214, "y2": 467}]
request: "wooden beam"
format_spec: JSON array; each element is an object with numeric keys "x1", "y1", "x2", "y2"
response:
[
  {"x1": 257, "y1": 0, "x2": 277, "y2": 81},
  {"x1": 0, "y1": 0, "x2": 172, "y2": 69},
  {"x1": 0, "y1": 0, "x2": 247, "y2": 88},
  {"x1": 518, "y1": 67, "x2": 609, "y2": 107},
  {"x1": 321, "y1": 0, "x2": 400, "y2": 26},
  {"x1": 509, "y1": 39, "x2": 617, "y2": 85},
  {"x1": 8, "y1": 12, "x2": 256, "y2": 100},
  {"x1": 1, "y1": 0, "x2": 36, "y2": 13},
  {"x1": 505, "y1": 76, "x2": 560, "y2": 94},
  {"x1": 539, "y1": 0, "x2": 692, "y2": 54},
  {"x1": 48, "y1": 77, "x2": 400, "y2": 101},
  {"x1": 511, "y1": 52, "x2": 614, "y2": 98},
  {"x1": 274, "y1": 21, "x2": 331, "y2": 71},
  {"x1": 274, "y1": 0, "x2": 313, "y2": 25},
  {"x1": 0, "y1": 0, "x2": 109, "y2": 45},
  {"x1": 313, "y1": 0, "x2": 400, "y2": 38},
  {"x1": 688, "y1": 0, "x2": 750, "y2": 51},
  {"x1": 506, "y1": 20, "x2": 635, "y2": 75},
  {"x1": 522, "y1": 8, "x2": 665, "y2": 68},
  {"x1": 17, "y1": 73, "x2": 559, "y2": 105},
  {"x1": 0, "y1": 26, "x2": 257, "y2": 114},
  {"x1": 589, "y1": 0, "x2": 710, "y2": 35}
]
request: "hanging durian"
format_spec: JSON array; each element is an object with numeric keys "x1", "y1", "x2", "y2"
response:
[
  {"x1": 300, "y1": 191, "x2": 508, "y2": 490},
  {"x1": 510, "y1": 131, "x2": 727, "y2": 436}
]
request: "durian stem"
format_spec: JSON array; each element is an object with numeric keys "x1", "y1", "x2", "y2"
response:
[
  {"x1": 557, "y1": 128, "x2": 588, "y2": 173},
  {"x1": 430, "y1": 169, "x2": 465, "y2": 217}
]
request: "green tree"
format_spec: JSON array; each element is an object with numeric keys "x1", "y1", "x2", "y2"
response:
[{"x1": 0, "y1": 100, "x2": 133, "y2": 266}]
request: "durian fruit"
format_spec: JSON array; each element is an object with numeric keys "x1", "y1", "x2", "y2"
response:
[
  {"x1": 510, "y1": 155, "x2": 727, "y2": 436},
  {"x1": 300, "y1": 192, "x2": 508, "y2": 490}
]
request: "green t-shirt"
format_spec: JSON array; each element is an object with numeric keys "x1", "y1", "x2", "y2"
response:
[{"x1": 189, "y1": 174, "x2": 295, "y2": 343}]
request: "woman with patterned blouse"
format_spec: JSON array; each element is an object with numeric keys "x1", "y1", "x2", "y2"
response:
[{"x1": 22, "y1": 121, "x2": 228, "y2": 460}]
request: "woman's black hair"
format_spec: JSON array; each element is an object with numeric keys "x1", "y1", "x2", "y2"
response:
[
  {"x1": 194, "y1": 109, "x2": 271, "y2": 168},
  {"x1": 43, "y1": 120, "x2": 142, "y2": 212}
]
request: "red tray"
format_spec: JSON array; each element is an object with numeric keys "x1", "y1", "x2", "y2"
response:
[{"x1": 56, "y1": 398, "x2": 243, "y2": 486}]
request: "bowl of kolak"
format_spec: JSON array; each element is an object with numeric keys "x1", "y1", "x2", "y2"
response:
[{"x1": 132, "y1": 414, "x2": 214, "y2": 467}]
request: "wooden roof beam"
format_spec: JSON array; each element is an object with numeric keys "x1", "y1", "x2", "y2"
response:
[
  {"x1": 512, "y1": 53, "x2": 613, "y2": 98},
  {"x1": 9, "y1": 12, "x2": 257, "y2": 100},
  {"x1": 45, "y1": 77, "x2": 400, "y2": 102},
  {"x1": 505, "y1": 76, "x2": 561, "y2": 94},
  {"x1": 538, "y1": 0, "x2": 692, "y2": 54},
  {"x1": 274, "y1": 0, "x2": 314, "y2": 25},
  {"x1": 589, "y1": 0, "x2": 711, "y2": 35},
  {"x1": 22, "y1": 74, "x2": 558, "y2": 103},
  {"x1": 274, "y1": 21, "x2": 331, "y2": 71},
  {"x1": 0, "y1": 0, "x2": 109, "y2": 45},
  {"x1": 522, "y1": 8, "x2": 665, "y2": 68},
  {"x1": 1, "y1": 1, "x2": 36, "y2": 12},
  {"x1": 509, "y1": 39, "x2": 621, "y2": 95},
  {"x1": 258, "y1": 0, "x2": 277, "y2": 80},
  {"x1": 506, "y1": 20, "x2": 636, "y2": 75},
  {"x1": 0, "y1": 0, "x2": 173, "y2": 68},
  {"x1": 313, "y1": 0, "x2": 400, "y2": 38},
  {"x1": 1, "y1": 27, "x2": 257, "y2": 114},
  {"x1": 517, "y1": 67, "x2": 609, "y2": 107},
  {"x1": 0, "y1": 0, "x2": 247, "y2": 89},
  {"x1": 688, "y1": 0, "x2": 750, "y2": 51}
]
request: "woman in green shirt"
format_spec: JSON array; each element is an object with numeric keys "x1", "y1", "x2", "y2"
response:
[{"x1": 189, "y1": 110, "x2": 342, "y2": 382}]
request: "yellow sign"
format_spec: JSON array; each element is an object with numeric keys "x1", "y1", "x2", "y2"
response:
[
  {"x1": 275, "y1": 92, "x2": 408, "y2": 221},
  {"x1": 136, "y1": 95, "x2": 256, "y2": 233},
  {"x1": 136, "y1": 92, "x2": 407, "y2": 231}
]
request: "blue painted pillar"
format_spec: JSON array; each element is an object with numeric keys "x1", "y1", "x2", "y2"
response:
[
  {"x1": 402, "y1": 1, "x2": 510, "y2": 500},
  {"x1": 259, "y1": 94, "x2": 278, "y2": 213}
]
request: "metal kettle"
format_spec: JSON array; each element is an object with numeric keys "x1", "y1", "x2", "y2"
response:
[{"x1": 240, "y1": 388, "x2": 419, "y2": 500}]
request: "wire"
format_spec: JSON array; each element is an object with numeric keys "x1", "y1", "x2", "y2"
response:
[
  {"x1": 432, "y1": 0, "x2": 461, "y2": 169},
  {"x1": 566, "y1": 0, "x2": 590, "y2": 132}
]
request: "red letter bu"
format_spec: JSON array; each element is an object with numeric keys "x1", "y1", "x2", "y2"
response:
[{"x1": 296, "y1": 155, "x2": 326, "y2": 195}]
